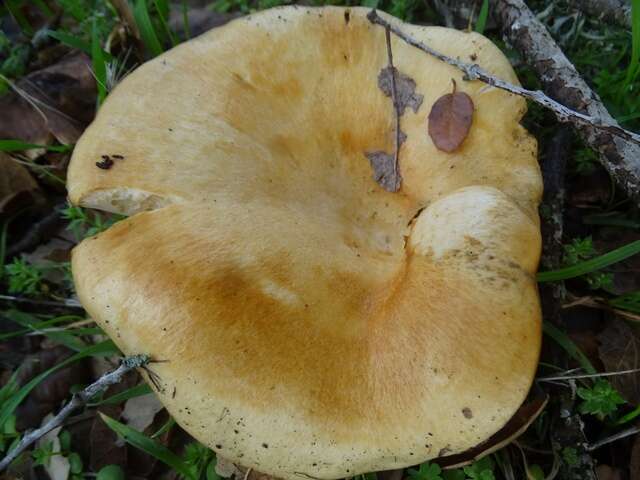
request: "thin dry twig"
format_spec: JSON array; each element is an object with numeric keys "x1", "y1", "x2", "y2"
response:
[
  {"x1": 587, "y1": 425, "x2": 640, "y2": 451},
  {"x1": 0, "y1": 354, "x2": 150, "y2": 472},
  {"x1": 366, "y1": 10, "x2": 640, "y2": 146},
  {"x1": 384, "y1": 25, "x2": 402, "y2": 192},
  {"x1": 0, "y1": 294, "x2": 83, "y2": 310},
  {"x1": 562, "y1": 295, "x2": 640, "y2": 322},
  {"x1": 537, "y1": 368, "x2": 640, "y2": 382}
]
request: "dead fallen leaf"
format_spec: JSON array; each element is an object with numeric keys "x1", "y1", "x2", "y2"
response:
[
  {"x1": 90, "y1": 404, "x2": 128, "y2": 472},
  {"x1": 377, "y1": 67, "x2": 424, "y2": 115},
  {"x1": 428, "y1": 85, "x2": 474, "y2": 153},
  {"x1": 595, "y1": 465, "x2": 623, "y2": 480},
  {"x1": 0, "y1": 153, "x2": 39, "y2": 217},
  {"x1": 216, "y1": 456, "x2": 242, "y2": 478},
  {"x1": 365, "y1": 129, "x2": 407, "y2": 193},
  {"x1": 16, "y1": 346, "x2": 90, "y2": 430},
  {"x1": 122, "y1": 392, "x2": 164, "y2": 432},
  {"x1": 365, "y1": 150, "x2": 401, "y2": 192},
  {"x1": 0, "y1": 52, "x2": 96, "y2": 153},
  {"x1": 598, "y1": 317, "x2": 640, "y2": 404}
]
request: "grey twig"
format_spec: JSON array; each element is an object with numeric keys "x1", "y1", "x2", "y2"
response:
[
  {"x1": 0, "y1": 354, "x2": 150, "y2": 472},
  {"x1": 586, "y1": 425, "x2": 640, "y2": 451},
  {"x1": 384, "y1": 25, "x2": 402, "y2": 192},
  {"x1": 0, "y1": 295, "x2": 83, "y2": 311},
  {"x1": 366, "y1": 9, "x2": 640, "y2": 147}
]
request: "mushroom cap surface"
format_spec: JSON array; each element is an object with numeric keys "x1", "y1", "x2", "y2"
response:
[{"x1": 68, "y1": 7, "x2": 543, "y2": 480}]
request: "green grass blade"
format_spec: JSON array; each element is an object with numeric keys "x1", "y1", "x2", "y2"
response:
[
  {"x1": 151, "y1": 417, "x2": 175, "y2": 438},
  {"x1": 92, "y1": 19, "x2": 108, "y2": 106},
  {"x1": 33, "y1": 0, "x2": 54, "y2": 17},
  {"x1": 90, "y1": 383, "x2": 153, "y2": 406},
  {"x1": 475, "y1": 0, "x2": 489, "y2": 34},
  {"x1": 609, "y1": 291, "x2": 640, "y2": 313},
  {"x1": 615, "y1": 404, "x2": 640, "y2": 425},
  {"x1": 0, "y1": 340, "x2": 118, "y2": 428},
  {"x1": 100, "y1": 413, "x2": 196, "y2": 480},
  {"x1": 182, "y1": 0, "x2": 191, "y2": 40},
  {"x1": 4, "y1": 310, "x2": 86, "y2": 352},
  {"x1": 537, "y1": 240, "x2": 640, "y2": 282},
  {"x1": 629, "y1": 0, "x2": 640, "y2": 82},
  {"x1": 543, "y1": 322, "x2": 596, "y2": 374},
  {"x1": 5, "y1": 0, "x2": 33, "y2": 35},
  {"x1": 583, "y1": 214, "x2": 640, "y2": 229},
  {"x1": 0, "y1": 315, "x2": 80, "y2": 341},
  {"x1": 134, "y1": 0, "x2": 164, "y2": 57},
  {"x1": 47, "y1": 30, "x2": 114, "y2": 61},
  {"x1": 47, "y1": 30, "x2": 92, "y2": 53},
  {"x1": 153, "y1": 0, "x2": 178, "y2": 46},
  {"x1": 0, "y1": 139, "x2": 72, "y2": 153}
]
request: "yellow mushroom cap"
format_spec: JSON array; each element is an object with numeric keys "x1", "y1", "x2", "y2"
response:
[{"x1": 68, "y1": 6, "x2": 542, "y2": 480}]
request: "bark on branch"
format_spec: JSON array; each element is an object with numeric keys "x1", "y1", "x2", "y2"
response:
[
  {"x1": 0, "y1": 354, "x2": 150, "y2": 472},
  {"x1": 492, "y1": 0, "x2": 640, "y2": 201}
]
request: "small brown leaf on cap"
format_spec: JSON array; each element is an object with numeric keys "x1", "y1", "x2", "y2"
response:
[{"x1": 428, "y1": 89, "x2": 474, "y2": 153}]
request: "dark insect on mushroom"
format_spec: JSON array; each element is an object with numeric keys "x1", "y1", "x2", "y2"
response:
[{"x1": 96, "y1": 156, "x2": 114, "y2": 170}]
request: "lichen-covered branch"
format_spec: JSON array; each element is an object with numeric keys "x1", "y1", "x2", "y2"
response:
[
  {"x1": 492, "y1": 0, "x2": 640, "y2": 201},
  {"x1": 0, "y1": 355, "x2": 150, "y2": 472}
]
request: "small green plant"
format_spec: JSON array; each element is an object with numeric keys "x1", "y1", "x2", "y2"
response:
[
  {"x1": 0, "y1": 31, "x2": 29, "y2": 95},
  {"x1": 563, "y1": 236, "x2": 597, "y2": 265},
  {"x1": 97, "y1": 465, "x2": 126, "y2": 480},
  {"x1": 183, "y1": 442, "x2": 217, "y2": 479},
  {"x1": 561, "y1": 447, "x2": 579, "y2": 467},
  {"x1": 31, "y1": 440, "x2": 56, "y2": 467},
  {"x1": 408, "y1": 462, "x2": 444, "y2": 480},
  {"x1": 462, "y1": 456, "x2": 495, "y2": 480},
  {"x1": 31, "y1": 430, "x2": 84, "y2": 479},
  {"x1": 61, "y1": 205, "x2": 125, "y2": 240},
  {"x1": 4, "y1": 257, "x2": 44, "y2": 295},
  {"x1": 407, "y1": 458, "x2": 495, "y2": 480},
  {"x1": 577, "y1": 379, "x2": 625, "y2": 419},
  {"x1": 573, "y1": 147, "x2": 598, "y2": 175},
  {"x1": 561, "y1": 237, "x2": 614, "y2": 290}
]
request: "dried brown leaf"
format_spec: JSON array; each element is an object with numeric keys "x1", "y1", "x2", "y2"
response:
[
  {"x1": 595, "y1": 465, "x2": 623, "y2": 480},
  {"x1": 598, "y1": 317, "x2": 640, "y2": 404},
  {"x1": 90, "y1": 405, "x2": 128, "y2": 472},
  {"x1": 377, "y1": 67, "x2": 423, "y2": 115},
  {"x1": 0, "y1": 153, "x2": 39, "y2": 216},
  {"x1": 428, "y1": 90, "x2": 474, "y2": 153},
  {"x1": 0, "y1": 52, "x2": 96, "y2": 153}
]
